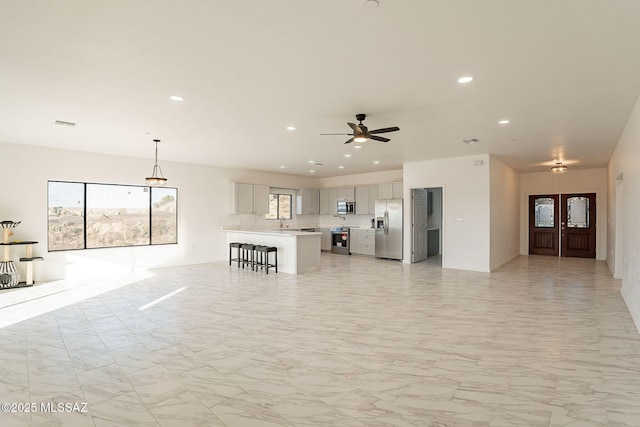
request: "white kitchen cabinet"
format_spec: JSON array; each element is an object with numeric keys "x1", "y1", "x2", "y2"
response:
[
  {"x1": 229, "y1": 182, "x2": 269, "y2": 214},
  {"x1": 368, "y1": 184, "x2": 379, "y2": 214},
  {"x1": 253, "y1": 184, "x2": 270, "y2": 215},
  {"x1": 328, "y1": 188, "x2": 338, "y2": 214},
  {"x1": 335, "y1": 187, "x2": 355, "y2": 202},
  {"x1": 319, "y1": 189, "x2": 330, "y2": 214},
  {"x1": 321, "y1": 228, "x2": 331, "y2": 251},
  {"x1": 379, "y1": 183, "x2": 393, "y2": 200},
  {"x1": 392, "y1": 182, "x2": 403, "y2": 199},
  {"x1": 355, "y1": 186, "x2": 369, "y2": 215},
  {"x1": 296, "y1": 189, "x2": 320, "y2": 215},
  {"x1": 379, "y1": 182, "x2": 403, "y2": 200},
  {"x1": 351, "y1": 228, "x2": 375, "y2": 255}
]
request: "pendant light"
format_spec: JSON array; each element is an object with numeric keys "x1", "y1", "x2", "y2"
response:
[{"x1": 145, "y1": 139, "x2": 167, "y2": 186}]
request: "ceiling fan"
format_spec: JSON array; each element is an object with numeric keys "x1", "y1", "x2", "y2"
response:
[{"x1": 321, "y1": 113, "x2": 400, "y2": 144}]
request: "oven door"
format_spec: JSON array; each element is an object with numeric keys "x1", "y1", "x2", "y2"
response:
[{"x1": 330, "y1": 231, "x2": 350, "y2": 255}]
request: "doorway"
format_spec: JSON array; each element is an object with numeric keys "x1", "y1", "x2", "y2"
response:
[
  {"x1": 528, "y1": 193, "x2": 596, "y2": 258},
  {"x1": 411, "y1": 187, "x2": 442, "y2": 264}
]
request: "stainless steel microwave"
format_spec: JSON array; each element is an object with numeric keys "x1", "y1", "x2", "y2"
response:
[{"x1": 337, "y1": 201, "x2": 355, "y2": 214}]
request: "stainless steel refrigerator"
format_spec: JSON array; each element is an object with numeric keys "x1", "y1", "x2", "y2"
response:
[{"x1": 375, "y1": 199, "x2": 403, "y2": 260}]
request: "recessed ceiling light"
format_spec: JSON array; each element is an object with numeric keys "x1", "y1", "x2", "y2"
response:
[
  {"x1": 344, "y1": 154, "x2": 352, "y2": 158},
  {"x1": 286, "y1": 126, "x2": 297, "y2": 132},
  {"x1": 169, "y1": 95, "x2": 185, "y2": 102},
  {"x1": 354, "y1": 145, "x2": 363, "y2": 149},
  {"x1": 338, "y1": 165, "x2": 345, "y2": 169},
  {"x1": 458, "y1": 76, "x2": 474, "y2": 84},
  {"x1": 309, "y1": 170, "x2": 315, "y2": 173},
  {"x1": 279, "y1": 165, "x2": 285, "y2": 169},
  {"x1": 498, "y1": 119, "x2": 510, "y2": 125},
  {"x1": 462, "y1": 138, "x2": 480, "y2": 144},
  {"x1": 373, "y1": 160, "x2": 380, "y2": 164},
  {"x1": 308, "y1": 160, "x2": 315, "y2": 164}
]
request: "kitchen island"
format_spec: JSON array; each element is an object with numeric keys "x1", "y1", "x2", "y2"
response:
[{"x1": 224, "y1": 229, "x2": 321, "y2": 274}]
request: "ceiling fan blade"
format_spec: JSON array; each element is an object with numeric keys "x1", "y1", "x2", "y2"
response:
[
  {"x1": 320, "y1": 133, "x2": 352, "y2": 136},
  {"x1": 344, "y1": 137, "x2": 354, "y2": 144},
  {"x1": 348, "y1": 122, "x2": 364, "y2": 134},
  {"x1": 369, "y1": 135, "x2": 390, "y2": 143},
  {"x1": 369, "y1": 126, "x2": 400, "y2": 134}
]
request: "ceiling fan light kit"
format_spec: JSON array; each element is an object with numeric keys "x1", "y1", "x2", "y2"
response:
[
  {"x1": 550, "y1": 162, "x2": 568, "y2": 174},
  {"x1": 321, "y1": 113, "x2": 400, "y2": 145},
  {"x1": 145, "y1": 139, "x2": 168, "y2": 186}
]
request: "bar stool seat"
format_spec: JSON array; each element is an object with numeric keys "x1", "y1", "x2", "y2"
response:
[
  {"x1": 229, "y1": 242, "x2": 244, "y2": 267},
  {"x1": 255, "y1": 245, "x2": 278, "y2": 274},
  {"x1": 240, "y1": 244, "x2": 257, "y2": 270}
]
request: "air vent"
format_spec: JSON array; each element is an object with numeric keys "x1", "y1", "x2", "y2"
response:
[
  {"x1": 55, "y1": 120, "x2": 76, "y2": 127},
  {"x1": 463, "y1": 138, "x2": 479, "y2": 144},
  {"x1": 314, "y1": 162, "x2": 324, "y2": 166}
]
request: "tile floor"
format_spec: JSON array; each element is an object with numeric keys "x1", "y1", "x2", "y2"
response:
[{"x1": 0, "y1": 254, "x2": 639, "y2": 426}]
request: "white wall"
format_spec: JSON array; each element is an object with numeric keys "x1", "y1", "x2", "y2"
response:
[
  {"x1": 519, "y1": 168, "x2": 608, "y2": 260},
  {"x1": 608, "y1": 96, "x2": 640, "y2": 333},
  {"x1": 1, "y1": 142, "x2": 318, "y2": 282},
  {"x1": 490, "y1": 156, "x2": 520, "y2": 270},
  {"x1": 318, "y1": 169, "x2": 402, "y2": 188},
  {"x1": 404, "y1": 155, "x2": 491, "y2": 272}
]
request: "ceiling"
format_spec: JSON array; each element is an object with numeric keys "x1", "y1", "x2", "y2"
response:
[{"x1": 2, "y1": 1, "x2": 640, "y2": 178}]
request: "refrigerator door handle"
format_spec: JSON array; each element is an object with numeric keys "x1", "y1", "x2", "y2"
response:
[{"x1": 384, "y1": 210, "x2": 389, "y2": 235}]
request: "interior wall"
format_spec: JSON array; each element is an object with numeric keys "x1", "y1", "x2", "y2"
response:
[
  {"x1": 519, "y1": 167, "x2": 608, "y2": 260},
  {"x1": 0, "y1": 142, "x2": 318, "y2": 283},
  {"x1": 404, "y1": 155, "x2": 491, "y2": 272},
  {"x1": 489, "y1": 156, "x2": 521, "y2": 270},
  {"x1": 609, "y1": 96, "x2": 640, "y2": 333},
  {"x1": 318, "y1": 169, "x2": 402, "y2": 188}
]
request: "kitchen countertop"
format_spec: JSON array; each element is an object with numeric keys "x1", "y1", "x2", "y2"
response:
[{"x1": 222, "y1": 228, "x2": 321, "y2": 237}]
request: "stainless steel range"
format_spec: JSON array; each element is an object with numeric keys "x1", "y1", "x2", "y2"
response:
[{"x1": 330, "y1": 227, "x2": 350, "y2": 255}]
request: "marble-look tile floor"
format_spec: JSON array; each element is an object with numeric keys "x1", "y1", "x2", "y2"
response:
[{"x1": 1, "y1": 254, "x2": 639, "y2": 426}]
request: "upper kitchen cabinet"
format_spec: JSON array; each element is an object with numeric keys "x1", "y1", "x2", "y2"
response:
[
  {"x1": 296, "y1": 189, "x2": 320, "y2": 215},
  {"x1": 355, "y1": 186, "x2": 369, "y2": 215},
  {"x1": 229, "y1": 182, "x2": 269, "y2": 214},
  {"x1": 368, "y1": 184, "x2": 379, "y2": 214},
  {"x1": 335, "y1": 187, "x2": 355, "y2": 202},
  {"x1": 379, "y1": 182, "x2": 403, "y2": 199},
  {"x1": 319, "y1": 189, "x2": 329, "y2": 214}
]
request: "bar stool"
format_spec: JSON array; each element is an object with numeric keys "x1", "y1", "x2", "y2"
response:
[
  {"x1": 229, "y1": 242, "x2": 244, "y2": 267},
  {"x1": 255, "y1": 246, "x2": 278, "y2": 274},
  {"x1": 240, "y1": 244, "x2": 257, "y2": 270}
]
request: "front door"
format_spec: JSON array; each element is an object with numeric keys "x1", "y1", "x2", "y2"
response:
[
  {"x1": 529, "y1": 194, "x2": 559, "y2": 256},
  {"x1": 561, "y1": 193, "x2": 596, "y2": 258},
  {"x1": 528, "y1": 193, "x2": 597, "y2": 258}
]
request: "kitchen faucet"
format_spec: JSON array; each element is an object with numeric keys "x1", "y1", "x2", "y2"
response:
[{"x1": 279, "y1": 216, "x2": 285, "y2": 228}]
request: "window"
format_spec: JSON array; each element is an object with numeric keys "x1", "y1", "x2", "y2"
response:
[
  {"x1": 48, "y1": 181, "x2": 178, "y2": 251},
  {"x1": 265, "y1": 193, "x2": 292, "y2": 220}
]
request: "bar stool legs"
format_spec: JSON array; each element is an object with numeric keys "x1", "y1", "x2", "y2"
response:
[
  {"x1": 229, "y1": 242, "x2": 243, "y2": 267},
  {"x1": 240, "y1": 244, "x2": 256, "y2": 270},
  {"x1": 255, "y1": 246, "x2": 278, "y2": 274}
]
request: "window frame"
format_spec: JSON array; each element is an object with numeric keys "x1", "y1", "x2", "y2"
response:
[
  {"x1": 47, "y1": 180, "x2": 178, "y2": 252},
  {"x1": 265, "y1": 193, "x2": 293, "y2": 220}
]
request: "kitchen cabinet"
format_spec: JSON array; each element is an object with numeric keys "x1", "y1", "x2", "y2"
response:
[
  {"x1": 392, "y1": 182, "x2": 403, "y2": 199},
  {"x1": 379, "y1": 182, "x2": 403, "y2": 200},
  {"x1": 319, "y1": 189, "x2": 329, "y2": 214},
  {"x1": 328, "y1": 188, "x2": 338, "y2": 215},
  {"x1": 321, "y1": 228, "x2": 331, "y2": 251},
  {"x1": 368, "y1": 184, "x2": 379, "y2": 214},
  {"x1": 355, "y1": 186, "x2": 369, "y2": 215},
  {"x1": 335, "y1": 187, "x2": 355, "y2": 202},
  {"x1": 351, "y1": 228, "x2": 375, "y2": 256},
  {"x1": 229, "y1": 182, "x2": 269, "y2": 214},
  {"x1": 296, "y1": 189, "x2": 320, "y2": 215}
]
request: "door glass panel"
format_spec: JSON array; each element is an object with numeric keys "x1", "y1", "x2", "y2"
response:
[
  {"x1": 567, "y1": 196, "x2": 589, "y2": 228},
  {"x1": 534, "y1": 197, "x2": 555, "y2": 227}
]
